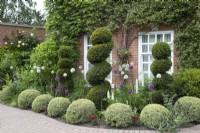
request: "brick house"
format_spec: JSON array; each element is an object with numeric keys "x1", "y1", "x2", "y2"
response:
[
  {"x1": 78, "y1": 25, "x2": 178, "y2": 87},
  {"x1": 0, "y1": 22, "x2": 45, "y2": 46}
]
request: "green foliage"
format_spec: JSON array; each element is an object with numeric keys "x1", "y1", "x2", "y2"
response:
[
  {"x1": 140, "y1": 104, "x2": 172, "y2": 130},
  {"x1": 56, "y1": 69, "x2": 72, "y2": 81},
  {"x1": 47, "y1": 97, "x2": 71, "y2": 117},
  {"x1": 32, "y1": 94, "x2": 53, "y2": 113},
  {"x1": 151, "y1": 59, "x2": 172, "y2": 76},
  {"x1": 86, "y1": 61, "x2": 112, "y2": 86},
  {"x1": 30, "y1": 39, "x2": 59, "y2": 66},
  {"x1": 90, "y1": 28, "x2": 112, "y2": 45},
  {"x1": 18, "y1": 89, "x2": 40, "y2": 109},
  {"x1": 57, "y1": 58, "x2": 73, "y2": 68},
  {"x1": 173, "y1": 69, "x2": 200, "y2": 98},
  {"x1": 152, "y1": 42, "x2": 171, "y2": 59},
  {"x1": 174, "y1": 96, "x2": 200, "y2": 123},
  {"x1": 87, "y1": 42, "x2": 113, "y2": 64},
  {"x1": 104, "y1": 103, "x2": 133, "y2": 127},
  {"x1": 58, "y1": 46, "x2": 74, "y2": 59},
  {"x1": 86, "y1": 81, "x2": 111, "y2": 110},
  {"x1": 149, "y1": 90, "x2": 163, "y2": 104},
  {"x1": 65, "y1": 99, "x2": 96, "y2": 124}
]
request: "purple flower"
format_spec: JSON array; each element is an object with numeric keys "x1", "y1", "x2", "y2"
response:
[
  {"x1": 129, "y1": 66, "x2": 133, "y2": 70},
  {"x1": 56, "y1": 89, "x2": 62, "y2": 95},
  {"x1": 65, "y1": 89, "x2": 69, "y2": 95},
  {"x1": 50, "y1": 84, "x2": 55, "y2": 89},
  {"x1": 13, "y1": 74, "x2": 17, "y2": 78},
  {"x1": 55, "y1": 76, "x2": 60, "y2": 82},
  {"x1": 127, "y1": 89, "x2": 133, "y2": 94},
  {"x1": 148, "y1": 83, "x2": 155, "y2": 90},
  {"x1": 57, "y1": 84, "x2": 62, "y2": 90},
  {"x1": 113, "y1": 69, "x2": 118, "y2": 75},
  {"x1": 0, "y1": 79, "x2": 4, "y2": 84}
]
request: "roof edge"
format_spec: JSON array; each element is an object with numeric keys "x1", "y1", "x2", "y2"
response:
[{"x1": 0, "y1": 22, "x2": 44, "y2": 29}]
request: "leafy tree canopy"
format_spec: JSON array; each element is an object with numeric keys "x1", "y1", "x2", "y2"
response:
[{"x1": 0, "y1": 0, "x2": 45, "y2": 26}]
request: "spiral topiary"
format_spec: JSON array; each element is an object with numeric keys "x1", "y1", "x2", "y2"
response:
[
  {"x1": 86, "y1": 28, "x2": 113, "y2": 109},
  {"x1": 151, "y1": 42, "x2": 173, "y2": 93},
  {"x1": 32, "y1": 94, "x2": 53, "y2": 113},
  {"x1": 56, "y1": 46, "x2": 74, "y2": 95},
  {"x1": 47, "y1": 97, "x2": 71, "y2": 117},
  {"x1": 104, "y1": 103, "x2": 133, "y2": 127},
  {"x1": 65, "y1": 99, "x2": 96, "y2": 124},
  {"x1": 174, "y1": 96, "x2": 200, "y2": 123},
  {"x1": 18, "y1": 89, "x2": 40, "y2": 109},
  {"x1": 140, "y1": 104, "x2": 172, "y2": 130}
]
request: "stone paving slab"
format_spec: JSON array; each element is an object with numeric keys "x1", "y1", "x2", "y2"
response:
[{"x1": 0, "y1": 104, "x2": 199, "y2": 133}]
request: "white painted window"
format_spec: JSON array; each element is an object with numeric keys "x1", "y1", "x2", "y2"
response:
[
  {"x1": 138, "y1": 31, "x2": 174, "y2": 82},
  {"x1": 84, "y1": 35, "x2": 112, "y2": 84}
]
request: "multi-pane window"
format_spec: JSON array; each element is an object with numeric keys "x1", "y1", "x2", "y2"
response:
[
  {"x1": 138, "y1": 31, "x2": 174, "y2": 82},
  {"x1": 84, "y1": 35, "x2": 112, "y2": 83}
]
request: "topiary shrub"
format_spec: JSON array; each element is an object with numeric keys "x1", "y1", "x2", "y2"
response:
[
  {"x1": 18, "y1": 89, "x2": 40, "y2": 109},
  {"x1": 150, "y1": 42, "x2": 173, "y2": 93},
  {"x1": 58, "y1": 46, "x2": 73, "y2": 58},
  {"x1": 86, "y1": 28, "x2": 113, "y2": 108},
  {"x1": 104, "y1": 103, "x2": 133, "y2": 127},
  {"x1": 173, "y1": 68, "x2": 200, "y2": 98},
  {"x1": 86, "y1": 81, "x2": 111, "y2": 110},
  {"x1": 149, "y1": 90, "x2": 163, "y2": 104},
  {"x1": 57, "y1": 58, "x2": 73, "y2": 68},
  {"x1": 174, "y1": 96, "x2": 200, "y2": 123},
  {"x1": 48, "y1": 97, "x2": 71, "y2": 117},
  {"x1": 152, "y1": 42, "x2": 171, "y2": 59},
  {"x1": 151, "y1": 59, "x2": 172, "y2": 76},
  {"x1": 32, "y1": 94, "x2": 53, "y2": 113},
  {"x1": 90, "y1": 28, "x2": 112, "y2": 44},
  {"x1": 65, "y1": 99, "x2": 96, "y2": 124},
  {"x1": 140, "y1": 104, "x2": 172, "y2": 129}
]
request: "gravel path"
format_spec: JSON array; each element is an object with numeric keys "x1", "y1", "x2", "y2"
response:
[{"x1": 0, "y1": 104, "x2": 199, "y2": 133}]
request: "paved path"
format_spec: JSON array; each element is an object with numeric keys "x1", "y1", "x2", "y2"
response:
[{"x1": 0, "y1": 104, "x2": 199, "y2": 133}]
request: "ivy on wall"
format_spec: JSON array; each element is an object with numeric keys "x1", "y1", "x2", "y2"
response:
[{"x1": 45, "y1": 0, "x2": 200, "y2": 68}]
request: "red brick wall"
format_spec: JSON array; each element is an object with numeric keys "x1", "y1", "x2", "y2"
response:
[
  {"x1": 78, "y1": 25, "x2": 178, "y2": 88},
  {"x1": 0, "y1": 23, "x2": 45, "y2": 46}
]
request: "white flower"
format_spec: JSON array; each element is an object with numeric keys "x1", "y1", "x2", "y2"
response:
[
  {"x1": 70, "y1": 68, "x2": 75, "y2": 73},
  {"x1": 37, "y1": 69, "x2": 41, "y2": 73},
  {"x1": 125, "y1": 63, "x2": 130, "y2": 68},
  {"x1": 125, "y1": 67, "x2": 129, "y2": 71},
  {"x1": 119, "y1": 67, "x2": 123, "y2": 72},
  {"x1": 11, "y1": 42, "x2": 13, "y2": 45},
  {"x1": 22, "y1": 31, "x2": 24, "y2": 33},
  {"x1": 123, "y1": 74, "x2": 128, "y2": 79},
  {"x1": 81, "y1": 70, "x2": 84, "y2": 74},
  {"x1": 18, "y1": 41, "x2": 21, "y2": 44},
  {"x1": 63, "y1": 73, "x2": 67, "y2": 77},
  {"x1": 156, "y1": 74, "x2": 161, "y2": 78},
  {"x1": 121, "y1": 71, "x2": 125, "y2": 75},
  {"x1": 41, "y1": 66, "x2": 45, "y2": 70},
  {"x1": 10, "y1": 66, "x2": 14, "y2": 70},
  {"x1": 17, "y1": 45, "x2": 20, "y2": 47},
  {"x1": 30, "y1": 70, "x2": 34, "y2": 73},
  {"x1": 30, "y1": 33, "x2": 34, "y2": 36},
  {"x1": 5, "y1": 42, "x2": 7, "y2": 45},
  {"x1": 79, "y1": 65, "x2": 82, "y2": 69},
  {"x1": 37, "y1": 67, "x2": 40, "y2": 70},
  {"x1": 33, "y1": 66, "x2": 37, "y2": 69},
  {"x1": 51, "y1": 70, "x2": 54, "y2": 74},
  {"x1": 22, "y1": 43, "x2": 25, "y2": 46},
  {"x1": 130, "y1": 62, "x2": 134, "y2": 66},
  {"x1": 122, "y1": 64, "x2": 126, "y2": 68}
]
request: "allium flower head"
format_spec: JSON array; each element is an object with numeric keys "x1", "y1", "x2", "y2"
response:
[
  {"x1": 148, "y1": 83, "x2": 155, "y2": 90},
  {"x1": 113, "y1": 69, "x2": 118, "y2": 74},
  {"x1": 118, "y1": 67, "x2": 123, "y2": 72},
  {"x1": 122, "y1": 64, "x2": 126, "y2": 68},
  {"x1": 129, "y1": 66, "x2": 133, "y2": 70},
  {"x1": 57, "y1": 84, "x2": 62, "y2": 90},
  {"x1": 41, "y1": 66, "x2": 45, "y2": 70},
  {"x1": 51, "y1": 70, "x2": 54, "y2": 74},
  {"x1": 121, "y1": 71, "x2": 125, "y2": 75},
  {"x1": 123, "y1": 74, "x2": 128, "y2": 79},
  {"x1": 79, "y1": 65, "x2": 82, "y2": 69},
  {"x1": 50, "y1": 84, "x2": 55, "y2": 89},
  {"x1": 70, "y1": 68, "x2": 75, "y2": 73},
  {"x1": 33, "y1": 66, "x2": 37, "y2": 69},
  {"x1": 13, "y1": 74, "x2": 17, "y2": 78},
  {"x1": 56, "y1": 89, "x2": 62, "y2": 95},
  {"x1": 125, "y1": 63, "x2": 129, "y2": 68},
  {"x1": 127, "y1": 89, "x2": 133, "y2": 94},
  {"x1": 156, "y1": 74, "x2": 161, "y2": 78},
  {"x1": 130, "y1": 62, "x2": 134, "y2": 66},
  {"x1": 81, "y1": 70, "x2": 84, "y2": 74},
  {"x1": 10, "y1": 66, "x2": 14, "y2": 70},
  {"x1": 63, "y1": 73, "x2": 67, "y2": 77},
  {"x1": 55, "y1": 76, "x2": 60, "y2": 82},
  {"x1": 37, "y1": 69, "x2": 41, "y2": 73}
]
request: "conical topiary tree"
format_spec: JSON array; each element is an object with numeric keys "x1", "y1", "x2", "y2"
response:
[
  {"x1": 150, "y1": 42, "x2": 173, "y2": 103},
  {"x1": 56, "y1": 46, "x2": 74, "y2": 95},
  {"x1": 86, "y1": 28, "x2": 114, "y2": 109}
]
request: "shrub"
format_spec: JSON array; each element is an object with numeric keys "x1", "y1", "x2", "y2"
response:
[
  {"x1": 66, "y1": 99, "x2": 96, "y2": 124},
  {"x1": 152, "y1": 42, "x2": 171, "y2": 59},
  {"x1": 86, "y1": 81, "x2": 111, "y2": 110},
  {"x1": 152, "y1": 73, "x2": 173, "y2": 90},
  {"x1": 149, "y1": 90, "x2": 163, "y2": 104},
  {"x1": 48, "y1": 97, "x2": 71, "y2": 117},
  {"x1": 57, "y1": 58, "x2": 73, "y2": 68},
  {"x1": 140, "y1": 104, "x2": 172, "y2": 129},
  {"x1": 151, "y1": 59, "x2": 172, "y2": 76},
  {"x1": 174, "y1": 96, "x2": 200, "y2": 123},
  {"x1": 18, "y1": 89, "x2": 40, "y2": 109},
  {"x1": 104, "y1": 103, "x2": 133, "y2": 127},
  {"x1": 86, "y1": 61, "x2": 112, "y2": 86},
  {"x1": 58, "y1": 46, "x2": 73, "y2": 58},
  {"x1": 0, "y1": 82, "x2": 16, "y2": 104},
  {"x1": 173, "y1": 68, "x2": 200, "y2": 98},
  {"x1": 90, "y1": 28, "x2": 112, "y2": 45},
  {"x1": 56, "y1": 69, "x2": 72, "y2": 80},
  {"x1": 32, "y1": 94, "x2": 53, "y2": 113},
  {"x1": 87, "y1": 42, "x2": 113, "y2": 64}
]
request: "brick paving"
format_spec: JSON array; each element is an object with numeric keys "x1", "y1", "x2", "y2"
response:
[{"x1": 0, "y1": 104, "x2": 199, "y2": 133}]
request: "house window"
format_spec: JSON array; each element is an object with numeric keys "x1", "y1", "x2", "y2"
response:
[
  {"x1": 84, "y1": 35, "x2": 112, "y2": 83},
  {"x1": 138, "y1": 31, "x2": 174, "y2": 82}
]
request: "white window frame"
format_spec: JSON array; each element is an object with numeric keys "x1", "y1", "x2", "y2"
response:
[
  {"x1": 138, "y1": 30, "x2": 174, "y2": 82},
  {"x1": 84, "y1": 35, "x2": 112, "y2": 84}
]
